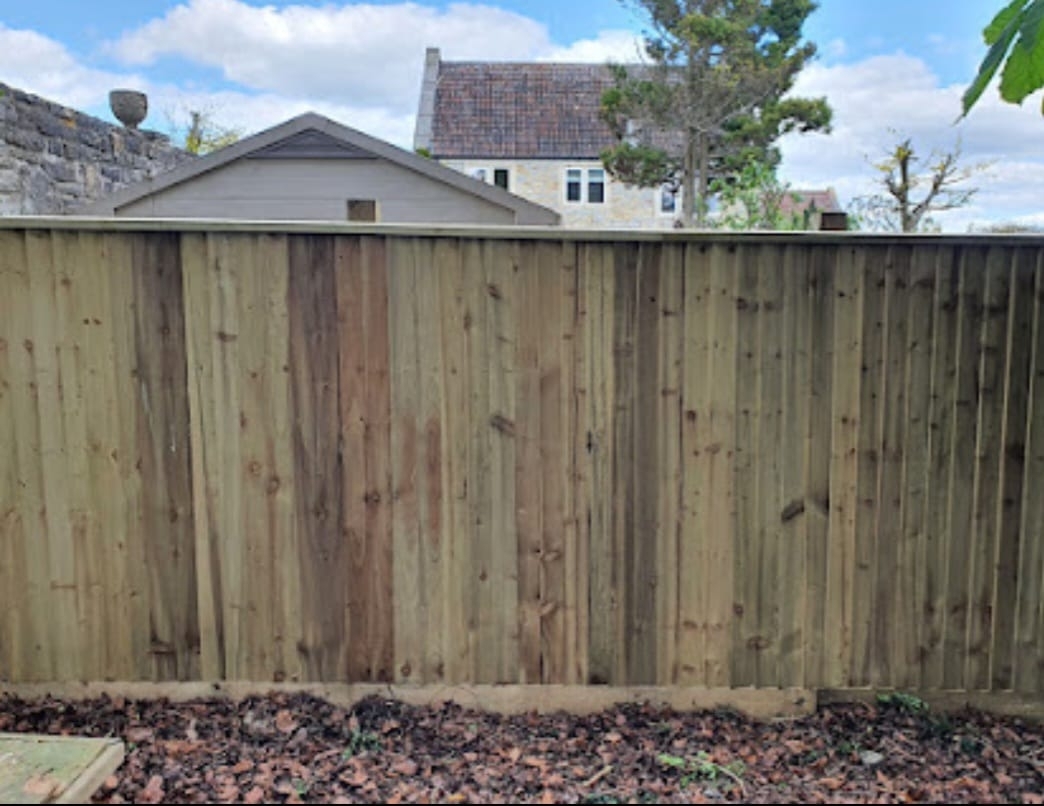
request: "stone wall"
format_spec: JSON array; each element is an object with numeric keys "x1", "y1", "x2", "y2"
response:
[{"x1": 0, "y1": 82, "x2": 193, "y2": 215}]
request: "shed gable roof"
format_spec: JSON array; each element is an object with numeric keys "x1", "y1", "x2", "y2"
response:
[
  {"x1": 79, "y1": 112, "x2": 559, "y2": 224},
  {"x1": 428, "y1": 60, "x2": 619, "y2": 160}
]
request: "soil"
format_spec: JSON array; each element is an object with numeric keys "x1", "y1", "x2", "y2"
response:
[{"x1": 1, "y1": 691, "x2": 1043, "y2": 803}]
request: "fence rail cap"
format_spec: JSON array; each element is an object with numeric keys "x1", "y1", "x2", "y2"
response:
[{"x1": 2, "y1": 216, "x2": 1044, "y2": 246}]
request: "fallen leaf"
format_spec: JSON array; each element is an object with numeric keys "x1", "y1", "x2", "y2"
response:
[
  {"x1": 141, "y1": 774, "x2": 165, "y2": 804},
  {"x1": 275, "y1": 709, "x2": 298, "y2": 734},
  {"x1": 23, "y1": 774, "x2": 62, "y2": 798},
  {"x1": 243, "y1": 786, "x2": 266, "y2": 804}
]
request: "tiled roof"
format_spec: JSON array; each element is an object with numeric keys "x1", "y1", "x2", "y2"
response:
[
  {"x1": 780, "y1": 188, "x2": 842, "y2": 216},
  {"x1": 429, "y1": 61, "x2": 619, "y2": 160}
]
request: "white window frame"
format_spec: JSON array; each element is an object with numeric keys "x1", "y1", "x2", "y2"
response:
[{"x1": 564, "y1": 166, "x2": 607, "y2": 205}]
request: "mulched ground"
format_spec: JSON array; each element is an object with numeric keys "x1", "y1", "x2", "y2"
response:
[{"x1": 1, "y1": 691, "x2": 1043, "y2": 803}]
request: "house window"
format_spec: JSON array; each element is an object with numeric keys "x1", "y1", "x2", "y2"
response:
[
  {"x1": 565, "y1": 167, "x2": 605, "y2": 204},
  {"x1": 347, "y1": 199, "x2": 377, "y2": 222},
  {"x1": 588, "y1": 169, "x2": 605, "y2": 204},
  {"x1": 659, "y1": 184, "x2": 677, "y2": 215},
  {"x1": 566, "y1": 169, "x2": 583, "y2": 202},
  {"x1": 493, "y1": 168, "x2": 509, "y2": 190}
]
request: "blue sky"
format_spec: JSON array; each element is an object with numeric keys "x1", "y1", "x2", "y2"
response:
[{"x1": 2, "y1": 1, "x2": 1042, "y2": 229}]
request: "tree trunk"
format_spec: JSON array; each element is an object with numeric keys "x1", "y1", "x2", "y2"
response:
[
  {"x1": 697, "y1": 131, "x2": 710, "y2": 227},
  {"x1": 682, "y1": 129, "x2": 697, "y2": 227}
]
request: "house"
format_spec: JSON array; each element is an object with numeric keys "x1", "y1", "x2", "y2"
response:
[
  {"x1": 414, "y1": 48, "x2": 842, "y2": 231},
  {"x1": 779, "y1": 187, "x2": 843, "y2": 228},
  {"x1": 81, "y1": 112, "x2": 559, "y2": 226},
  {"x1": 414, "y1": 48, "x2": 674, "y2": 229}
]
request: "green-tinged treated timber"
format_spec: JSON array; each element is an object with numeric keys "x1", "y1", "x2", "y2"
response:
[
  {"x1": 0, "y1": 733, "x2": 124, "y2": 805},
  {"x1": 3, "y1": 224, "x2": 1044, "y2": 695},
  {"x1": 0, "y1": 684, "x2": 815, "y2": 721}
]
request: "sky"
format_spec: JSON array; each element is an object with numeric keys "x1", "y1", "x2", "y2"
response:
[{"x1": 2, "y1": 1, "x2": 1042, "y2": 231}]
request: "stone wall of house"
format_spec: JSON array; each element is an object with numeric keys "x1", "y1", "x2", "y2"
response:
[
  {"x1": 0, "y1": 82, "x2": 193, "y2": 215},
  {"x1": 442, "y1": 158, "x2": 678, "y2": 230}
]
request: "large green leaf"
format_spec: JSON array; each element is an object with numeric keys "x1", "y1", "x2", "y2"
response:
[
  {"x1": 961, "y1": 17, "x2": 1022, "y2": 115},
  {"x1": 963, "y1": 0, "x2": 1044, "y2": 116},
  {"x1": 999, "y1": 3, "x2": 1044, "y2": 103},
  {"x1": 985, "y1": 0, "x2": 1031, "y2": 44}
]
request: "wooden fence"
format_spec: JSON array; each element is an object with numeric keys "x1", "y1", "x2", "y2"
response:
[{"x1": 2, "y1": 220, "x2": 1043, "y2": 694}]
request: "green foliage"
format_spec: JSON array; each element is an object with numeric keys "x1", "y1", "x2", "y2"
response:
[
  {"x1": 600, "y1": 0, "x2": 830, "y2": 227},
  {"x1": 414, "y1": 146, "x2": 432, "y2": 158},
  {"x1": 166, "y1": 107, "x2": 242, "y2": 155},
  {"x1": 341, "y1": 729, "x2": 380, "y2": 759},
  {"x1": 876, "y1": 691, "x2": 929, "y2": 715},
  {"x1": 708, "y1": 158, "x2": 807, "y2": 229},
  {"x1": 962, "y1": 0, "x2": 1044, "y2": 116},
  {"x1": 658, "y1": 751, "x2": 745, "y2": 793}
]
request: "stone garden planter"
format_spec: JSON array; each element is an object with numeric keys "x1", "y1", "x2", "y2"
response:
[{"x1": 109, "y1": 90, "x2": 148, "y2": 129}]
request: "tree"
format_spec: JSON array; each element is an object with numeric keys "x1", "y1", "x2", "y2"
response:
[
  {"x1": 166, "y1": 107, "x2": 242, "y2": 155},
  {"x1": 962, "y1": 0, "x2": 1044, "y2": 117},
  {"x1": 708, "y1": 158, "x2": 807, "y2": 229},
  {"x1": 849, "y1": 137, "x2": 982, "y2": 233},
  {"x1": 599, "y1": 0, "x2": 831, "y2": 227}
]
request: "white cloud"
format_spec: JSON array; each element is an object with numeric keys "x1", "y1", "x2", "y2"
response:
[
  {"x1": 778, "y1": 53, "x2": 1044, "y2": 231},
  {"x1": 0, "y1": 24, "x2": 147, "y2": 111},
  {"x1": 540, "y1": 30, "x2": 646, "y2": 63},
  {"x1": 106, "y1": 0, "x2": 554, "y2": 113}
]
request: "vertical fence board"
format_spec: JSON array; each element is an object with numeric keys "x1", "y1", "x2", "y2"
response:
[
  {"x1": 826, "y1": 244, "x2": 864, "y2": 687},
  {"x1": 1017, "y1": 253, "x2": 1044, "y2": 694},
  {"x1": 779, "y1": 245, "x2": 811, "y2": 688},
  {"x1": 897, "y1": 245, "x2": 936, "y2": 691},
  {"x1": 655, "y1": 243, "x2": 683, "y2": 686},
  {"x1": 942, "y1": 247, "x2": 987, "y2": 690},
  {"x1": 803, "y1": 246, "x2": 836, "y2": 687},
  {"x1": 921, "y1": 246, "x2": 961, "y2": 689}
]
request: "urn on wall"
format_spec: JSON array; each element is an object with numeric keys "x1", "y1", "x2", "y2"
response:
[{"x1": 109, "y1": 89, "x2": 148, "y2": 129}]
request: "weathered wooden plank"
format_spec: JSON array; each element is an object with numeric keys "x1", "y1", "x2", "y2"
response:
[
  {"x1": 361, "y1": 235, "x2": 395, "y2": 682},
  {"x1": 629, "y1": 242, "x2": 661, "y2": 684},
  {"x1": 1017, "y1": 251, "x2": 1044, "y2": 694},
  {"x1": 515, "y1": 240, "x2": 543, "y2": 685},
  {"x1": 896, "y1": 244, "x2": 936, "y2": 691},
  {"x1": 942, "y1": 246, "x2": 987, "y2": 691},
  {"x1": 128, "y1": 232, "x2": 198, "y2": 681},
  {"x1": 779, "y1": 244, "x2": 812, "y2": 688},
  {"x1": 0, "y1": 231, "x2": 17, "y2": 682},
  {"x1": 872, "y1": 245, "x2": 912, "y2": 688},
  {"x1": 413, "y1": 236, "x2": 446, "y2": 683},
  {"x1": 804, "y1": 245, "x2": 836, "y2": 687},
  {"x1": 991, "y1": 247, "x2": 1037, "y2": 690},
  {"x1": 583, "y1": 242, "x2": 618, "y2": 685},
  {"x1": 485, "y1": 238, "x2": 519, "y2": 682},
  {"x1": 538, "y1": 241, "x2": 568, "y2": 684},
  {"x1": 438, "y1": 236, "x2": 475, "y2": 683},
  {"x1": 701, "y1": 243, "x2": 738, "y2": 687},
  {"x1": 460, "y1": 238, "x2": 496, "y2": 683},
  {"x1": 389, "y1": 236, "x2": 424, "y2": 683},
  {"x1": 851, "y1": 245, "x2": 886, "y2": 687},
  {"x1": 825, "y1": 243, "x2": 864, "y2": 687},
  {"x1": 558, "y1": 241, "x2": 583, "y2": 685},
  {"x1": 677, "y1": 242, "x2": 712, "y2": 686},
  {"x1": 655, "y1": 242, "x2": 683, "y2": 686},
  {"x1": 965, "y1": 246, "x2": 1012, "y2": 690},
  {"x1": 289, "y1": 234, "x2": 344, "y2": 681},
  {"x1": 920, "y1": 246, "x2": 961, "y2": 689},
  {"x1": 1, "y1": 230, "x2": 52, "y2": 682},
  {"x1": 732, "y1": 243, "x2": 762, "y2": 687},
  {"x1": 754, "y1": 243, "x2": 785, "y2": 687},
  {"x1": 612, "y1": 242, "x2": 638, "y2": 685},
  {"x1": 238, "y1": 232, "x2": 296, "y2": 681},
  {"x1": 571, "y1": 242, "x2": 592, "y2": 687}
]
